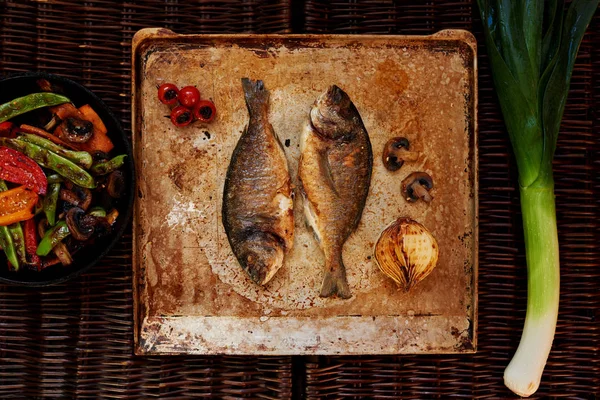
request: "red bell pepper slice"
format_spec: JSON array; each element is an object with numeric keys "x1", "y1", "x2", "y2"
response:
[
  {"x1": 23, "y1": 218, "x2": 41, "y2": 270},
  {"x1": 0, "y1": 146, "x2": 47, "y2": 195}
]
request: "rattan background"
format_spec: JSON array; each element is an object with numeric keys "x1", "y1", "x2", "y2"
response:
[{"x1": 0, "y1": 0, "x2": 598, "y2": 399}]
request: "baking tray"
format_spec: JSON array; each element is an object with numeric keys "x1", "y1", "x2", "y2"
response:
[{"x1": 132, "y1": 29, "x2": 478, "y2": 355}]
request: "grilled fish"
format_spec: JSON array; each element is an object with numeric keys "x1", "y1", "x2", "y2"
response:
[
  {"x1": 298, "y1": 85, "x2": 373, "y2": 299},
  {"x1": 222, "y1": 78, "x2": 294, "y2": 285}
]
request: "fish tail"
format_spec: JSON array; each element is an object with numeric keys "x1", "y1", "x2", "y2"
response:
[
  {"x1": 320, "y1": 250, "x2": 352, "y2": 299},
  {"x1": 241, "y1": 78, "x2": 269, "y2": 116}
]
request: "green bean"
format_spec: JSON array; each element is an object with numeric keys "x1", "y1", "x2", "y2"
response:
[
  {"x1": 36, "y1": 221, "x2": 70, "y2": 257},
  {"x1": 43, "y1": 182, "x2": 61, "y2": 226},
  {"x1": 0, "y1": 93, "x2": 70, "y2": 124},
  {"x1": 0, "y1": 138, "x2": 95, "y2": 189},
  {"x1": 88, "y1": 207, "x2": 107, "y2": 218},
  {"x1": 19, "y1": 133, "x2": 93, "y2": 169},
  {"x1": 0, "y1": 180, "x2": 26, "y2": 268},
  {"x1": 0, "y1": 226, "x2": 19, "y2": 270},
  {"x1": 90, "y1": 155, "x2": 127, "y2": 176},
  {"x1": 47, "y1": 174, "x2": 63, "y2": 184}
]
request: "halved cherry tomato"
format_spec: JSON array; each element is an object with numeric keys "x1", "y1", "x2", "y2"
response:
[
  {"x1": 193, "y1": 100, "x2": 216, "y2": 123},
  {"x1": 170, "y1": 106, "x2": 193, "y2": 127},
  {"x1": 158, "y1": 83, "x2": 179, "y2": 105},
  {"x1": 178, "y1": 86, "x2": 200, "y2": 109}
]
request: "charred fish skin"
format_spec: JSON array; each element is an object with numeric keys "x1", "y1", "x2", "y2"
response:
[
  {"x1": 299, "y1": 85, "x2": 373, "y2": 299},
  {"x1": 222, "y1": 78, "x2": 294, "y2": 286}
]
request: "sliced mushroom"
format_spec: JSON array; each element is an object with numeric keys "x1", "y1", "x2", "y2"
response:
[
  {"x1": 38, "y1": 218, "x2": 49, "y2": 238},
  {"x1": 60, "y1": 186, "x2": 92, "y2": 211},
  {"x1": 92, "y1": 150, "x2": 110, "y2": 163},
  {"x1": 106, "y1": 170, "x2": 125, "y2": 198},
  {"x1": 65, "y1": 207, "x2": 97, "y2": 241},
  {"x1": 382, "y1": 137, "x2": 420, "y2": 171},
  {"x1": 66, "y1": 207, "x2": 112, "y2": 241},
  {"x1": 53, "y1": 242, "x2": 73, "y2": 266},
  {"x1": 60, "y1": 117, "x2": 93, "y2": 143},
  {"x1": 43, "y1": 114, "x2": 60, "y2": 132},
  {"x1": 401, "y1": 172, "x2": 434, "y2": 203}
]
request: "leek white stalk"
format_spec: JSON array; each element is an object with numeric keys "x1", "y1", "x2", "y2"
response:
[{"x1": 504, "y1": 186, "x2": 560, "y2": 396}]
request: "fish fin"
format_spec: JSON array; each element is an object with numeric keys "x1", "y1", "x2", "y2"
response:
[
  {"x1": 317, "y1": 150, "x2": 340, "y2": 197},
  {"x1": 241, "y1": 78, "x2": 269, "y2": 116},
  {"x1": 302, "y1": 194, "x2": 321, "y2": 244},
  {"x1": 320, "y1": 252, "x2": 352, "y2": 299}
]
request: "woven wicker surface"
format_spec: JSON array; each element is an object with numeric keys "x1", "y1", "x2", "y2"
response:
[{"x1": 0, "y1": 0, "x2": 598, "y2": 398}]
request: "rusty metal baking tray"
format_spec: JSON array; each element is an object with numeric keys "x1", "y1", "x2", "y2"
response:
[{"x1": 132, "y1": 29, "x2": 478, "y2": 355}]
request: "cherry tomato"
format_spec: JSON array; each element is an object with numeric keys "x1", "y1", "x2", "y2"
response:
[
  {"x1": 158, "y1": 83, "x2": 179, "y2": 105},
  {"x1": 178, "y1": 86, "x2": 201, "y2": 108},
  {"x1": 193, "y1": 100, "x2": 217, "y2": 123},
  {"x1": 170, "y1": 106, "x2": 193, "y2": 127}
]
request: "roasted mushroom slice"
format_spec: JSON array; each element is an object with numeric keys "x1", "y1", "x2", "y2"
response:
[
  {"x1": 401, "y1": 172, "x2": 434, "y2": 203},
  {"x1": 60, "y1": 117, "x2": 93, "y2": 143},
  {"x1": 53, "y1": 242, "x2": 73, "y2": 266},
  {"x1": 106, "y1": 170, "x2": 125, "y2": 198},
  {"x1": 65, "y1": 207, "x2": 97, "y2": 241},
  {"x1": 60, "y1": 186, "x2": 92, "y2": 211},
  {"x1": 382, "y1": 137, "x2": 419, "y2": 171}
]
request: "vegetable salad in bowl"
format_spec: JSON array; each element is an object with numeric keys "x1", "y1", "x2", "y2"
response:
[{"x1": 0, "y1": 72, "x2": 133, "y2": 286}]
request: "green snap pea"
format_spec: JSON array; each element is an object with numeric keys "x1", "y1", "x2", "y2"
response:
[
  {"x1": 43, "y1": 181, "x2": 61, "y2": 226},
  {"x1": 36, "y1": 221, "x2": 70, "y2": 257},
  {"x1": 0, "y1": 138, "x2": 95, "y2": 189},
  {"x1": 0, "y1": 93, "x2": 70, "y2": 124},
  {"x1": 19, "y1": 133, "x2": 93, "y2": 169},
  {"x1": 90, "y1": 155, "x2": 127, "y2": 176}
]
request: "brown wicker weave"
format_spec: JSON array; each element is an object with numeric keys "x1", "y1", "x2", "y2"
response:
[{"x1": 0, "y1": 0, "x2": 598, "y2": 398}]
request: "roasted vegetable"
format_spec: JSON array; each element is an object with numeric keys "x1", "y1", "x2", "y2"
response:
[
  {"x1": 0, "y1": 185, "x2": 38, "y2": 226},
  {"x1": 36, "y1": 221, "x2": 70, "y2": 256},
  {"x1": 0, "y1": 137, "x2": 95, "y2": 189},
  {"x1": 18, "y1": 124, "x2": 78, "y2": 150},
  {"x1": 18, "y1": 133, "x2": 93, "y2": 169},
  {"x1": 90, "y1": 154, "x2": 126, "y2": 176},
  {"x1": 43, "y1": 181, "x2": 61, "y2": 226},
  {"x1": 477, "y1": 0, "x2": 599, "y2": 396},
  {"x1": 76, "y1": 105, "x2": 114, "y2": 153},
  {"x1": 23, "y1": 218, "x2": 41, "y2": 269},
  {"x1": 401, "y1": 172, "x2": 433, "y2": 203},
  {"x1": 0, "y1": 93, "x2": 70, "y2": 124},
  {"x1": 382, "y1": 137, "x2": 418, "y2": 171},
  {"x1": 374, "y1": 217, "x2": 438, "y2": 291},
  {"x1": 0, "y1": 146, "x2": 48, "y2": 194}
]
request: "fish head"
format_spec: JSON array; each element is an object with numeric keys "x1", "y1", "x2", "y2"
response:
[
  {"x1": 311, "y1": 85, "x2": 359, "y2": 140},
  {"x1": 238, "y1": 231, "x2": 285, "y2": 285}
]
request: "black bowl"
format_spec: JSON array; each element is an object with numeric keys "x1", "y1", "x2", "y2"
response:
[{"x1": 0, "y1": 72, "x2": 134, "y2": 286}]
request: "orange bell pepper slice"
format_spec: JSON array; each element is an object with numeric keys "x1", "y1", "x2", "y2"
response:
[{"x1": 0, "y1": 186, "x2": 38, "y2": 226}]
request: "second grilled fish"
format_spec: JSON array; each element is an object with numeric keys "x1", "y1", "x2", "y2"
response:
[
  {"x1": 222, "y1": 78, "x2": 294, "y2": 285},
  {"x1": 298, "y1": 85, "x2": 373, "y2": 299}
]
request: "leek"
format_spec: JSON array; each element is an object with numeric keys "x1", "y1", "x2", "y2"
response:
[{"x1": 476, "y1": 0, "x2": 598, "y2": 396}]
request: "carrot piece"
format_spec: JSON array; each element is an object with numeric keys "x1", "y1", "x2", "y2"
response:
[
  {"x1": 78, "y1": 105, "x2": 107, "y2": 134},
  {"x1": 18, "y1": 124, "x2": 78, "y2": 150},
  {"x1": 49, "y1": 103, "x2": 83, "y2": 120},
  {"x1": 77, "y1": 105, "x2": 113, "y2": 153}
]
